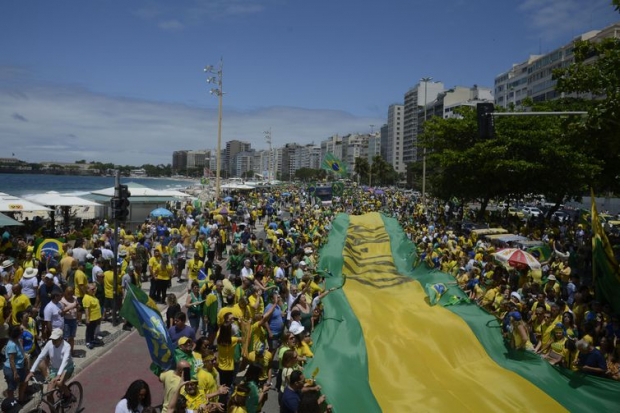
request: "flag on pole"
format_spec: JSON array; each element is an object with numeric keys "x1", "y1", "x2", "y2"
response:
[
  {"x1": 591, "y1": 189, "x2": 620, "y2": 314},
  {"x1": 120, "y1": 284, "x2": 174, "y2": 370}
]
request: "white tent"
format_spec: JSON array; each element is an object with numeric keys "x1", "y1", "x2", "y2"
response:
[
  {"x1": 24, "y1": 191, "x2": 101, "y2": 207},
  {"x1": 91, "y1": 183, "x2": 188, "y2": 198},
  {"x1": 0, "y1": 212, "x2": 23, "y2": 227},
  {"x1": 0, "y1": 192, "x2": 52, "y2": 212}
]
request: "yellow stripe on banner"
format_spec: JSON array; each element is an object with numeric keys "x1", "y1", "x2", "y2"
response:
[{"x1": 343, "y1": 214, "x2": 567, "y2": 412}]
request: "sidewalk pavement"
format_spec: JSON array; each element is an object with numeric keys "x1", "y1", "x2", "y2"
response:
[{"x1": 1, "y1": 276, "x2": 191, "y2": 407}]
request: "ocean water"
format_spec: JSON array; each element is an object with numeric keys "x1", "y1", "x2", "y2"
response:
[{"x1": 0, "y1": 173, "x2": 197, "y2": 196}]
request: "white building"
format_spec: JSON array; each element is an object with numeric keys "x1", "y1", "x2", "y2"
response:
[
  {"x1": 494, "y1": 22, "x2": 620, "y2": 108},
  {"x1": 385, "y1": 104, "x2": 405, "y2": 173},
  {"x1": 403, "y1": 80, "x2": 444, "y2": 164}
]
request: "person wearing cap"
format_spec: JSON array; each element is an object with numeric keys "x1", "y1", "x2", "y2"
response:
[
  {"x1": 544, "y1": 274, "x2": 561, "y2": 298},
  {"x1": 26, "y1": 327, "x2": 74, "y2": 402},
  {"x1": 1, "y1": 397, "x2": 21, "y2": 413},
  {"x1": 507, "y1": 311, "x2": 535, "y2": 352}
]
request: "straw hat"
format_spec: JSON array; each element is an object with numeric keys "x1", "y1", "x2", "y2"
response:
[
  {"x1": 23, "y1": 267, "x2": 38, "y2": 279},
  {"x1": 1, "y1": 260, "x2": 13, "y2": 269}
]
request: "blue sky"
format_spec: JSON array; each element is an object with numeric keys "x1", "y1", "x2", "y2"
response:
[{"x1": 0, "y1": 0, "x2": 617, "y2": 165}]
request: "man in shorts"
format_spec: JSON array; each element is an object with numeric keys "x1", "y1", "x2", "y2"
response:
[{"x1": 26, "y1": 328, "x2": 75, "y2": 404}]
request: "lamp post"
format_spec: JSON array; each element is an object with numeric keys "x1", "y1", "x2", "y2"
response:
[
  {"x1": 264, "y1": 128, "x2": 272, "y2": 182},
  {"x1": 420, "y1": 77, "x2": 432, "y2": 214},
  {"x1": 205, "y1": 59, "x2": 224, "y2": 201}
]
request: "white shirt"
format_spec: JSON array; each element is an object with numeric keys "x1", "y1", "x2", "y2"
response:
[
  {"x1": 31, "y1": 339, "x2": 72, "y2": 375},
  {"x1": 241, "y1": 266, "x2": 254, "y2": 279},
  {"x1": 19, "y1": 277, "x2": 38, "y2": 299},
  {"x1": 44, "y1": 300, "x2": 64, "y2": 329},
  {"x1": 115, "y1": 398, "x2": 144, "y2": 413}
]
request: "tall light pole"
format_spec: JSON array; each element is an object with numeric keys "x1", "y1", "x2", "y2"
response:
[
  {"x1": 264, "y1": 128, "x2": 272, "y2": 182},
  {"x1": 420, "y1": 77, "x2": 432, "y2": 214},
  {"x1": 205, "y1": 59, "x2": 224, "y2": 201},
  {"x1": 369, "y1": 124, "x2": 375, "y2": 186}
]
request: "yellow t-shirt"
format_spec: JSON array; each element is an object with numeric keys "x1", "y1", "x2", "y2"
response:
[
  {"x1": 0, "y1": 295, "x2": 5, "y2": 325},
  {"x1": 180, "y1": 388, "x2": 207, "y2": 411},
  {"x1": 82, "y1": 294, "x2": 102, "y2": 322},
  {"x1": 74, "y1": 269, "x2": 88, "y2": 298},
  {"x1": 160, "y1": 370, "x2": 181, "y2": 413},
  {"x1": 197, "y1": 368, "x2": 218, "y2": 402},
  {"x1": 216, "y1": 336, "x2": 240, "y2": 371},
  {"x1": 11, "y1": 294, "x2": 30, "y2": 325},
  {"x1": 246, "y1": 350, "x2": 272, "y2": 381},
  {"x1": 103, "y1": 270, "x2": 120, "y2": 299}
]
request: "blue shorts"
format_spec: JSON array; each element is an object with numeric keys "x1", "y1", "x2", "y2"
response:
[
  {"x1": 3, "y1": 365, "x2": 27, "y2": 391},
  {"x1": 64, "y1": 319, "x2": 77, "y2": 339}
]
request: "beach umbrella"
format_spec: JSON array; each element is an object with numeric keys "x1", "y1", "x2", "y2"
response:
[
  {"x1": 282, "y1": 192, "x2": 291, "y2": 197},
  {"x1": 0, "y1": 212, "x2": 23, "y2": 227},
  {"x1": 493, "y1": 248, "x2": 541, "y2": 270},
  {"x1": 223, "y1": 196, "x2": 234, "y2": 202},
  {"x1": 150, "y1": 207, "x2": 174, "y2": 218},
  {"x1": 0, "y1": 192, "x2": 51, "y2": 212}
]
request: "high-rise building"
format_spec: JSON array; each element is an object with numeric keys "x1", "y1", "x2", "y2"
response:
[
  {"x1": 186, "y1": 150, "x2": 211, "y2": 169},
  {"x1": 225, "y1": 140, "x2": 251, "y2": 177},
  {"x1": 386, "y1": 104, "x2": 404, "y2": 173},
  {"x1": 172, "y1": 150, "x2": 188, "y2": 172},
  {"x1": 403, "y1": 81, "x2": 444, "y2": 165},
  {"x1": 495, "y1": 22, "x2": 620, "y2": 108}
]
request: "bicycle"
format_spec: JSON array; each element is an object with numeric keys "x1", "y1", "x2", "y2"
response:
[{"x1": 26, "y1": 375, "x2": 84, "y2": 413}]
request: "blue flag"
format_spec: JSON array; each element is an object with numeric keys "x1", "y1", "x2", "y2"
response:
[
  {"x1": 198, "y1": 268, "x2": 208, "y2": 280},
  {"x1": 130, "y1": 298, "x2": 175, "y2": 370}
]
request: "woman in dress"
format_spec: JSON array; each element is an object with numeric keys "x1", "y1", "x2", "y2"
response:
[{"x1": 115, "y1": 379, "x2": 152, "y2": 413}]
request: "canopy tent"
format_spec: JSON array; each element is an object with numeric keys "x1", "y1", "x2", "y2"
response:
[
  {"x1": 91, "y1": 183, "x2": 188, "y2": 198},
  {"x1": 220, "y1": 183, "x2": 255, "y2": 191},
  {"x1": 87, "y1": 183, "x2": 187, "y2": 223},
  {"x1": 24, "y1": 191, "x2": 101, "y2": 207},
  {"x1": 23, "y1": 191, "x2": 102, "y2": 235},
  {"x1": 0, "y1": 192, "x2": 52, "y2": 212},
  {"x1": 0, "y1": 212, "x2": 24, "y2": 227}
]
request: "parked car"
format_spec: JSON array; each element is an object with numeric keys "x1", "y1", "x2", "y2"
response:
[
  {"x1": 508, "y1": 207, "x2": 525, "y2": 219},
  {"x1": 522, "y1": 206, "x2": 543, "y2": 218},
  {"x1": 551, "y1": 210, "x2": 569, "y2": 223}
]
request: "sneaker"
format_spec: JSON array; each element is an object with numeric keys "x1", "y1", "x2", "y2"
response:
[{"x1": 86, "y1": 343, "x2": 93, "y2": 349}]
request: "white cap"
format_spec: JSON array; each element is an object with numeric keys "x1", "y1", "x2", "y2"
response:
[
  {"x1": 44, "y1": 273, "x2": 54, "y2": 280},
  {"x1": 50, "y1": 329, "x2": 63, "y2": 340}
]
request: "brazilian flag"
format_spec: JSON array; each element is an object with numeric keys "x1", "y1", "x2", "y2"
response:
[
  {"x1": 591, "y1": 190, "x2": 620, "y2": 314},
  {"x1": 308, "y1": 212, "x2": 620, "y2": 412},
  {"x1": 321, "y1": 153, "x2": 347, "y2": 176}
]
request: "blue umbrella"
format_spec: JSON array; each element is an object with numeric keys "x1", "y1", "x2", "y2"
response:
[
  {"x1": 223, "y1": 196, "x2": 234, "y2": 202},
  {"x1": 150, "y1": 207, "x2": 174, "y2": 218},
  {"x1": 282, "y1": 192, "x2": 291, "y2": 197}
]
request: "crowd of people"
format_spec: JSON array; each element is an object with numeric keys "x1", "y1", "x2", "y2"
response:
[{"x1": 0, "y1": 183, "x2": 619, "y2": 412}]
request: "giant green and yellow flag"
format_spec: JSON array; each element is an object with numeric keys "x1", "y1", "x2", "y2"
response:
[{"x1": 308, "y1": 212, "x2": 620, "y2": 412}]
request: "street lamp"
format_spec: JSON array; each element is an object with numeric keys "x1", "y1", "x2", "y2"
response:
[
  {"x1": 264, "y1": 128, "x2": 272, "y2": 182},
  {"x1": 420, "y1": 77, "x2": 432, "y2": 214},
  {"x1": 205, "y1": 59, "x2": 224, "y2": 201}
]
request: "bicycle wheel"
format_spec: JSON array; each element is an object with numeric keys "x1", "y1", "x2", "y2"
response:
[
  {"x1": 25, "y1": 399, "x2": 54, "y2": 413},
  {"x1": 63, "y1": 381, "x2": 84, "y2": 413}
]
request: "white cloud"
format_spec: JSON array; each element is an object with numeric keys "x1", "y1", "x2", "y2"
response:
[
  {"x1": 158, "y1": 19, "x2": 184, "y2": 31},
  {"x1": 133, "y1": 0, "x2": 270, "y2": 30},
  {"x1": 518, "y1": 0, "x2": 616, "y2": 42},
  {"x1": 0, "y1": 78, "x2": 381, "y2": 166}
]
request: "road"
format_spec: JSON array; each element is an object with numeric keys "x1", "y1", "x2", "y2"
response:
[{"x1": 76, "y1": 313, "x2": 281, "y2": 412}]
